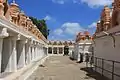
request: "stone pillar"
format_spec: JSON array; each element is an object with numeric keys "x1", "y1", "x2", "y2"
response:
[
  {"x1": 38, "y1": 47, "x2": 40, "y2": 57},
  {"x1": 57, "y1": 47, "x2": 59, "y2": 54},
  {"x1": 46, "y1": 47, "x2": 48, "y2": 55},
  {"x1": 39, "y1": 45, "x2": 42, "y2": 58},
  {"x1": 63, "y1": 47, "x2": 64, "y2": 55},
  {"x1": 17, "y1": 40, "x2": 26, "y2": 69},
  {"x1": 28, "y1": 46, "x2": 32, "y2": 63},
  {"x1": 2, "y1": 37, "x2": 17, "y2": 72},
  {"x1": 0, "y1": 28, "x2": 9, "y2": 72},
  {"x1": 34, "y1": 47, "x2": 36, "y2": 60},
  {"x1": 35, "y1": 46, "x2": 37, "y2": 59},
  {"x1": 52, "y1": 47, "x2": 53, "y2": 54},
  {"x1": 32, "y1": 46, "x2": 35, "y2": 61},
  {"x1": 25, "y1": 42, "x2": 31, "y2": 64},
  {"x1": 0, "y1": 38, "x2": 3, "y2": 72},
  {"x1": 36, "y1": 46, "x2": 39, "y2": 58},
  {"x1": 10, "y1": 38, "x2": 17, "y2": 72}
]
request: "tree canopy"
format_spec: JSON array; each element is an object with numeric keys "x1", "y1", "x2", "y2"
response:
[{"x1": 29, "y1": 17, "x2": 49, "y2": 39}]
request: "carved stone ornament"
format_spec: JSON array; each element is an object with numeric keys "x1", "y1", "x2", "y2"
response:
[
  {"x1": 19, "y1": 12, "x2": 27, "y2": 27},
  {"x1": 10, "y1": 2, "x2": 20, "y2": 24},
  {"x1": 0, "y1": 28, "x2": 9, "y2": 38},
  {"x1": 0, "y1": 0, "x2": 4, "y2": 17}
]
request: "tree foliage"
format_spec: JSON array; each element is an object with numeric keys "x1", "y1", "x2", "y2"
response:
[{"x1": 29, "y1": 17, "x2": 49, "y2": 39}]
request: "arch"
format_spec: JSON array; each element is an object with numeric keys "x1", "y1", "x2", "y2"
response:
[{"x1": 48, "y1": 47, "x2": 52, "y2": 54}]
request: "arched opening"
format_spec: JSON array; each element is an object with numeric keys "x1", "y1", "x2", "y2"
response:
[
  {"x1": 64, "y1": 46, "x2": 69, "y2": 55},
  {"x1": 59, "y1": 48, "x2": 63, "y2": 54},
  {"x1": 53, "y1": 47, "x2": 57, "y2": 54},
  {"x1": 48, "y1": 47, "x2": 52, "y2": 54}
]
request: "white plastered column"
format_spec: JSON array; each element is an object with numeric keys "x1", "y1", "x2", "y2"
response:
[
  {"x1": 32, "y1": 46, "x2": 35, "y2": 61},
  {"x1": 57, "y1": 47, "x2": 59, "y2": 54},
  {"x1": 0, "y1": 28, "x2": 9, "y2": 72},
  {"x1": 0, "y1": 38, "x2": 3, "y2": 72},
  {"x1": 17, "y1": 40, "x2": 26, "y2": 69},
  {"x1": 52, "y1": 47, "x2": 53, "y2": 54},
  {"x1": 46, "y1": 47, "x2": 48, "y2": 55},
  {"x1": 25, "y1": 40, "x2": 31, "y2": 65},
  {"x1": 34, "y1": 42, "x2": 38, "y2": 60},
  {"x1": 41, "y1": 44, "x2": 44, "y2": 58},
  {"x1": 2, "y1": 37, "x2": 17, "y2": 72},
  {"x1": 10, "y1": 37, "x2": 17, "y2": 72},
  {"x1": 63, "y1": 47, "x2": 64, "y2": 55}
]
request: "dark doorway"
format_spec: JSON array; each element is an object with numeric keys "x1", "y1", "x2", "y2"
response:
[
  {"x1": 48, "y1": 47, "x2": 52, "y2": 54},
  {"x1": 59, "y1": 48, "x2": 63, "y2": 54},
  {"x1": 53, "y1": 47, "x2": 57, "y2": 54},
  {"x1": 64, "y1": 46, "x2": 69, "y2": 56}
]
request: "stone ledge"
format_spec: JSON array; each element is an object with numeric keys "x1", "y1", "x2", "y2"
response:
[{"x1": 0, "y1": 55, "x2": 49, "y2": 80}]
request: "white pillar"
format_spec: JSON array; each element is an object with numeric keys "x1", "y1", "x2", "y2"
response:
[
  {"x1": 39, "y1": 46, "x2": 42, "y2": 58},
  {"x1": 52, "y1": 47, "x2": 53, "y2": 54},
  {"x1": 25, "y1": 42, "x2": 31, "y2": 64},
  {"x1": 37, "y1": 47, "x2": 39, "y2": 57},
  {"x1": 11, "y1": 38, "x2": 17, "y2": 72},
  {"x1": 57, "y1": 47, "x2": 59, "y2": 54},
  {"x1": 63, "y1": 47, "x2": 64, "y2": 55},
  {"x1": 0, "y1": 28, "x2": 9, "y2": 72},
  {"x1": 28, "y1": 46, "x2": 32, "y2": 63},
  {"x1": 0, "y1": 38, "x2": 3, "y2": 72},
  {"x1": 35, "y1": 47, "x2": 37, "y2": 59},
  {"x1": 2, "y1": 37, "x2": 17, "y2": 72},
  {"x1": 32, "y1": 46, "x2": 35, "y2": 61},
  {"x1": 46, "y1": 47, "x2": 48, "y2": 55},
  {"x1": 34, "y1": 47, "x2": 36, "y2": 60},
  {"x1": 17, "y1": 40, "x2": 26, "y2": 69}
]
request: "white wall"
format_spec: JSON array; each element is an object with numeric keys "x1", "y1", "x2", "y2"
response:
[{"x1": 94, "y1": 35, "x2": 120, "y2": 80}]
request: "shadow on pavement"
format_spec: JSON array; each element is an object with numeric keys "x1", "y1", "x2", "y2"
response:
[{"x1": 80, "y1": 67, "x2": 110, "y2": 80}]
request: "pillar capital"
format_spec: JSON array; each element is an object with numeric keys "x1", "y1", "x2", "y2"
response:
[{"x1": 0, "y1": 28, "x2": 9, "y2": 38}]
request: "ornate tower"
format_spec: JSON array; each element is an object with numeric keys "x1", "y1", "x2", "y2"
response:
[
  {"x1": 101, "y1": 5, "x2": 111, "y2": 31},
  {"x1": 112, "y1": 0, "x2": 120, "y2": 27},
  {"x1": 18, "y1": 11, "x2": 27, "y2": 27},
  {"x1": 0, "y1": 0, "x2": 5, "y2": 17},
  {"x1": 10, "y1": 0, "x2": 20, "y2": 24},
  {"x1": 103, "y1": 5, "x2": 111, "y2": 30}
]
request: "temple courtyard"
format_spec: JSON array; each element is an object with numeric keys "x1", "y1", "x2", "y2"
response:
[{"x1": 26, "y1": 56, "x2": 108, "y2": 80}]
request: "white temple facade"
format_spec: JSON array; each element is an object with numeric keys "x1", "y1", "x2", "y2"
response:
[
  {"x1": 0, "y1": 0, "x2": 48, "y2": 79},
  {"x1": 71, "y1": 31, "x2": 93, "y2": 61},
  {"x1": 48, "y1": 40, "x2": 74, "y2": 55}
]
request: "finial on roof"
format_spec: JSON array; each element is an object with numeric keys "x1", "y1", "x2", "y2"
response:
[
  {"x1": 13, "y1": 0, "x2": 16, "y2": 3},
  {"x1": 11, "y1": 0, "x2": 19, "y2": 6}
]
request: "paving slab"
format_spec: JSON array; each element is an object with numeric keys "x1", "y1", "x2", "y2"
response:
[{"x1": 27, "y1": 56, "x2": 109, "y2": 80}]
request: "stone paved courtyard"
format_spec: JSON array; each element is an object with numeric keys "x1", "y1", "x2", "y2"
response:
[{"x1": 27, "y1": 56, "x2": 109, "y2": 80}]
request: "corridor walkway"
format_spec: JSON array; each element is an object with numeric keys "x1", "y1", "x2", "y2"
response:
[{"x1": 27, "y1": 56, "x2": 109, "y2": 80}]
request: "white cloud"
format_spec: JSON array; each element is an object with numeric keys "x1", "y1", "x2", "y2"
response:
[
  {"x1": 54, "y1": 28, "x2": 63, "y2": 35},
  {"x1": 81, "y1": 0, "x2": 113, "y2": 8},
  {"x1": 52, "y1": 0, "x2": 65, "y2": 4},
  {"x1": 62, "y1": 22, "x2": 85, "y2": 35},
  {"x1": 49, "y1": 22, "x2": 85, "y2": 40},
  {"x1": 88, "y1": 22, "x2": 97, "y2": 28},
  {"x1": 44, "y1": 15, "x2": 52, "y2": 21},
  {"x1": 49, "y1": 22, "x2": 98, "y2": 40}
]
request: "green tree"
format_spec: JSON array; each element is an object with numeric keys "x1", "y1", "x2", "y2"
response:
[{"x1": 29, "y1": 17, "x2": 49, "y2": 39}]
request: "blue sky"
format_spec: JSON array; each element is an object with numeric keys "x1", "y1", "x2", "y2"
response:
[{"x1": 9, "y1": 0, "x2": 113, "y2": 40}]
